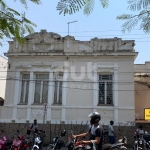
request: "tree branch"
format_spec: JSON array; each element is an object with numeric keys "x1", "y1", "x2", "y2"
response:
[
  {"x1": 130, "y1": 10, "x2": 150, "y2": 19},
  {"x1": 0, "y1": 10, "x2": 22, "y2": 23}
]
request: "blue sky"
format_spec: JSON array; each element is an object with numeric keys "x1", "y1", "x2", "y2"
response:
[{"x1": 1, "y1": 0, "x2": 150, "y2": 64}]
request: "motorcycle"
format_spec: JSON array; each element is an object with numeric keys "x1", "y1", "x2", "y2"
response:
[
  {"x1": 143, "y1": 133, "x2": 150, "y2": 149},
  {"x1": 0, "y1": 130, "x2": 13, "y2": 150},
  {"x1": 31, "y1": 130, "x2": 46, "y2": 150},
  {"x1": 102, "y1": 136, "x2": 127, "y2": 150},
  {"x1": 11, "y1": 130, "x2": 29, "y2": 150},
  {"x1": 66, "y1": 130, "x2": 95, "y2": 150},
  {"x1": 133, "y1": 132, "x2": 150, "y2": 150},
  {"x1": 66, "y1": 129, "x2": 127, "y2": 150},
  {"x1": 46, "y1": 130, "x2": 66, "y2": 150}
]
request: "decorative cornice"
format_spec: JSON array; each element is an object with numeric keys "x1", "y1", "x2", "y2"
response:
[{"x1": 4, "y1": 52, "x2": 138, "y2": 57}]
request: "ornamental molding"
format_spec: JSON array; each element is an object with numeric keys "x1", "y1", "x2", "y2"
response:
[
  {"x1": 15, "y1": 64, "x2": 69, "y2": 72},
  {"x1": 78, "y1": 43, "x2": 93, "y2": 51},
  {"x1": 31, "y1": 64, "x2": 53, "y2": 68},
  {"x1": 15, "y1": 65, "x2": 32, "y2": 69},
  {"x1": 31, "y1": 109, "x2": 44, "y2": 119},
  {"x1": 33, "y1": 43, "x2": 54, "y2": 51},
  {"x1": 97, "y1": 68, "x2": 114, "y2": 73},
  {"x1": 52, "y1": 65, "x2": 70, "y2": 72}
]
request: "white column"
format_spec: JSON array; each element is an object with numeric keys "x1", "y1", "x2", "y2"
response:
[
  {"x1": 61, "y1": 68, "x2": 68, "y2": 122},
  {"x1": 26, "y1": 71, "x2": 34, "y2": 121},
  {"x1": 47, "y1": 71, "x2": 53, "y2": 121},
  {"x1": 93, "y1": 63, "x2": 98, "y2": 112},
  {"x1": 113, "y1": 67, "x2": 118, "y2": 124},
  {"x1": 12, "y1": 71, "x2": 20, "y2": 120}
]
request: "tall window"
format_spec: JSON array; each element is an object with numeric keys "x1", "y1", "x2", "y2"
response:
[
  {"x1": 53, "y1": 73, "x2": 63, "y2": 104},
  {"x1": 34, "y1": 74, "x2": 49, "y2": 104},
  {"x1": 20, "y1": 74, "x2": 30, "y2": 104},
  {"x1": 98, "y1": 74, "x2": 113, "y2": 105}
]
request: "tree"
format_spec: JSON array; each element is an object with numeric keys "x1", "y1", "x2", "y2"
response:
[
  {"x1": 57, "y1": 0, "x2": 150, "y2": 33},
  {"x1": 0, "y1": 0, "x2": 41, "y2": 46},
  {"x1": 117, "y1": 0, "x2": 150, "y2": 33},
  {"x1": 57, "y1": 0, "x2": 109, "y2": 16}
]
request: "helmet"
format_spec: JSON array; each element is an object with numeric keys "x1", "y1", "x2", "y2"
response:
[
  {"x1": 88, "y1": 112, "x2": 101, "y2": 124},
  {"x1": 110, "y1": 120, "x2": 114, "y2": 125},
  {"x1": 60, "y1": 130, "x2": 66, "y2": 136}
]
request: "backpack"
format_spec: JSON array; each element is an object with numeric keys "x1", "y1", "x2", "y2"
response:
[{"x1": 26, "y1": 124, "x2": 33, "y2": 135}]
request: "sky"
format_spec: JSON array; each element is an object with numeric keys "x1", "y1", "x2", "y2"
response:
[{"x1": 0, "y1": 0, "x2": 150, "y2": 64}]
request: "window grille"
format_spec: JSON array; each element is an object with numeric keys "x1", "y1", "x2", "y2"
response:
[
  {"x1": 20, "y1": 74, "x2": 30, "y2": 104},
  {"x1": 34, "y1": 74, "x2": 49, "y2": 104},
  {"x1": 98, "y1": 75, "x2": 113, "y2": 105},
  {"x1": 53, "y1": 73, "x2": 63, "y2": 104}
]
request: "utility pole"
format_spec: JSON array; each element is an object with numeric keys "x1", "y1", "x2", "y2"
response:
[
  {"x1": 43, "y1": 103, "x2": 48, "y2": 124},
  {"x1": 21, "y1": 12, "x2": 25, "y2": 36},
  {"x1": 67, "y1": 21, "x2": 77, "y2": 36}
]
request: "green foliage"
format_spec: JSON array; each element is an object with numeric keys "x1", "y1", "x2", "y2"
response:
[
  {"x1": 57, "y1": 0, "x2": 150, "y2": 33},
  {"x1": 13, "y1": 0, "x2": 41, "y2": 9},
  {"x1": 57, "y1": 0, "x2": 86, "y2": 15},
  {"x1": 117, "y1": 0, "x2": 150, "y2": 33},
  {"x1": 83, "y1": 0, "x2": 95, "y2": 15},
  {"x1": 0, "y1": 0, "x2": 40, "y2": 46},
  {"x1": 56, "y1": 0, "x2": 108, "y2": 16}
]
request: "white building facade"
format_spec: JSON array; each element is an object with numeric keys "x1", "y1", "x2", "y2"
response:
[
  {"x1": 0, "y1": 30, "x2": 138, "y2": 124},
  {"x1": 0, "y1": 56, "x2": 7, "y2": 99}
]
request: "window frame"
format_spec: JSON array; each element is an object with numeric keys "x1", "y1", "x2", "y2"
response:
[
  {"x1": 19, "y1": 73, "x2": 30, "y2": 105},
  {"x1": 53, "y1": 72, "x2": 63, "y2": 105},
  {"x1": 33, "y1": 72, "x2": 49, "y2": 104},
  {"x1": 98, "y1": 74, "x2": 113, "y2": 106}
]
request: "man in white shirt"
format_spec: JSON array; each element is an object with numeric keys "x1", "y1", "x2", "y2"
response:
[
  {"x1": 136, "y1": 125, "x2": 144, "y2": 138},
  {"x1": 108, "y1": 120, "x2": 116, "y2": 144},
  {"x1": 27, "y1": 119, "x2": 39, "y2": 146}
]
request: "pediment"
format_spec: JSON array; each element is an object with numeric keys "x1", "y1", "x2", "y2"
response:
[
  {"x1": 25, "y1": 30, "x2": 61, "y2": 44},
  {"x1": 118, "y1": 41, "x2": 134, "y2": 50},
  {"x1": 33, "y1": 43, "x2": 54, "y2": 51},
  {"x1": 78, "y1": 43, "x2": 93, "y2": 51}
]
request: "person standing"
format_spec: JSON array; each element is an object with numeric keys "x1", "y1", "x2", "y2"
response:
[
  {"x1": 135, "y1": 125, "x2": 144, "y2": 138},
  {"x1": 27, "y1": 119, "x2": 39, "y2": 145},
  {"x1": 108, "y1": 120, "x2": 116, "y2": 144}
]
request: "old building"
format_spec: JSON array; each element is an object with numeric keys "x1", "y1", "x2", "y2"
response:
[
  {"x1": 0, "y1": 56, "x2": 7, "y2": 116},
  {"x1": 0, "y1": 30, "x2": 138, "y2": 124},
  {"x1": 0, "y1": 56, "x2": 7, "y2": 99},
  {"x1": 134, "y1": 62, "x2": 150, "y2": 122}
]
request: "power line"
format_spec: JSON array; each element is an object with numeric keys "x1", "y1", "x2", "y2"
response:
[
  {"x1": 1, "y1": 35, "x2": 150, "y2": 41},
  {"x1": 0, "y1": 76, "x2": 148, "y2": 85},
  {"x1": 0, "y1": 75, "x2": 148, "y2": 85},
  {"x1": 51, "y1": 29, "x2": 141, "y2": 33},
  {"x1": 1, "y1": 70, "x2": 150, "y2": 73},
  {"x1": 0, "y1": 77, "x2": 137, "y2": 84},
  {"x1": 0, "y1": 77, "x2": 148, "y2": 92}
]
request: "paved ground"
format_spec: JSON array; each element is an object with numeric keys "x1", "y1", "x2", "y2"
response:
[
  {"x1": 40, "y1": 146, "x2": 67, "y2": 150},
  {"x1": 41, "y1": 146, "x2": 133, "y2": 150}
]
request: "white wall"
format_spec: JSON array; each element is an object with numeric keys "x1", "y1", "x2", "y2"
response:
[
  {"x1": 0, "y1": 31, "x2": 137, "y2": 124},
  {"x1": 0, "y1": 56, "x2": 7, "y2": 99},
  {"x1": 1, "y1": 56, "x2": 136, "y2": 124}
]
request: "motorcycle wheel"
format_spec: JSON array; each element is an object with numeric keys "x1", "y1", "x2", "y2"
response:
[
  {"x1": 46, "y1": 145, "x2": 54, "y2": 150},
  {"x1": 111, "y1": 147, "x2": 120, "y2": 150},
  {"x1": 77, "y1": 148, "x2": 84, "y2": 150},
  {"x1": 32, "y1": 148, "x2": 38, "y2": 150},
  {"x1": 133, "y1": 146, "x2": 141, "y2": 150}
]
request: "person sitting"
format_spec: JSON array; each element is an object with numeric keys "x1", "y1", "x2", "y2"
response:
[{"x1": 73, "y1": 112, "x2": 104, "y2": 150}]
